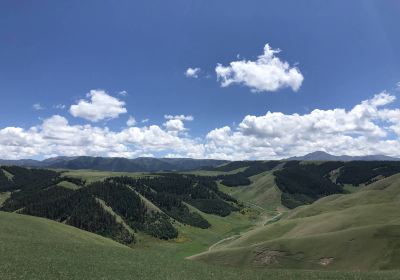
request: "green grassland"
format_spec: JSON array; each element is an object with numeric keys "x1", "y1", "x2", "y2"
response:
[
  {"x1": 3, "y1": 164, "x2": 400, "y2": 279},
  {"x1": 191, "y1": 174, "x2": 400, "y2": 271},
  {"x1": 57, "y1": 180, "x2": 81, "y2": 190},
  {"x1": 181, "y1": 166, "x2": 248, "y2": 176},
  {"x1": 60, "y1": 169, "x2": 150, "y2": 183},
  {"x1": 1, "y1": 210, "x2": 399, "y2": 280},
  {"x1": 136, "y1": 204, "x2": 261, "y2": 259},
  {"x1": 62, "y1": 167, "x2": 246, "y2": 183}
]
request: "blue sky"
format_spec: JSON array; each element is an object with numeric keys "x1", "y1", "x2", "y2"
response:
[{"x1": 1, "y1": 0, "x2": 400, "y2": 159}]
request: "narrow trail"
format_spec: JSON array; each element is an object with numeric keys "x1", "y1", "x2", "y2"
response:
[
  {"x1": 206, "y1": 212, "x2": 283, "y2": 252},
  {"x1": 187, "y1": 203, "x2": 284, "y2": 260},
  {"x1": 206, "y1": 203, "x2": 283, "y2": 252}
]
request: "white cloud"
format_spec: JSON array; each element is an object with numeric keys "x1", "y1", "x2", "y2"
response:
[
  {"x1": 69, "y1": 90, "x2": 127, "y2": 122},
  {"x1": 215, "y1": 43, "x2": 303, "y2": 92},
  {"x1": 163, "y1": 114, "x2": 193, "y2": 135},
  {"x1": 126, "y1": 116, "x2": 137, "y2": 127},
  {"x1": 163, "y1": 119, "x2": 186, "y2": 132},
  {"x1": 3, "y1": 90, "x2": 400, "y2": 160},
  {"x1": 204, "y1": 92, "x2": 400, "y2": 159},
  {"x1": 185, "y1": 67, "x2": 201, "y2": 78},
  {"x1": 33, "y1": 103, "x2": 44, "y2": 110},
  {"x1": 53, "y1": 104, "x2": 66, "y2": 110},
  {"x1": 118, "y1": 90, "x2": 128, "y2": 96},
  {"x1": 0, "y1": 115, "x2": 203, "y2": 160},
  {"x1": 164, "y1": 114, "x2": 194, "y2": 121},
  {"x1": 141, "y1": 118, "x2": 149, "y2": 123}
]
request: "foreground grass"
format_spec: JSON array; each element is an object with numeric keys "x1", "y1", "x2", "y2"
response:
[{"x1": 1, "y1": 211, "x2": 399, "y2": 280}]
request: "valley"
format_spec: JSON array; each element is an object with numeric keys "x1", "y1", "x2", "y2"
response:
[{"x1": 1, "y1": 159, "x2": 400, "y2": 279}]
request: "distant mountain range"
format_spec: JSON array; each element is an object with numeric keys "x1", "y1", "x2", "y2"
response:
[
  {"x1": 0, "y1": 156, "x2": 228, "y2": 172},
  {"x1": 1, "y1": 151, "x2": 399, "y2": 172},
  {"x1": 287, "y1": 151, "x2": 400, "y2": 161}
]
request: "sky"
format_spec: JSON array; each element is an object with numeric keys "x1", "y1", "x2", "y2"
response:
[{"x1": 1, "y1": 0, "x2": 400, "y2": 160}]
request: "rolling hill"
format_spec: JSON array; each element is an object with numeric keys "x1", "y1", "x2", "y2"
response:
[
  {"x1": 2, "y1": 211, "x2": 398, "y2": 280},
  {"x1": 0, "y1": 166, "x2": 240, "y2": 242},
  {"x1": 190, "y1": 173, "x2": 400, "y2": 271},
  {"x1": 3, "y1": 160, "x2": 400, "y2": 279}
]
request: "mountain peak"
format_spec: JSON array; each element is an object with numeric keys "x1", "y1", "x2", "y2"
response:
[{"x1": 287, "y1": 151, "x2": 400, "y2": 161}]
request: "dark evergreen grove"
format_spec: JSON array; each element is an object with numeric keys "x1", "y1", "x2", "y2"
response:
[
  {"x1": 108, "y1": 173, "x2": 240, "y2": 226},
  {"x1": 274, "y1": 161, "x2": 344, "y2": 208},
  {"x1": 335, "y1": 161, "x2": 400, "y2": 186},
  {"x1": 0, "y1": 166, "x2": 59, "y2": 192},
  {"x1": 273, "y1": 161, "x2": 400, "y2": 208},
  {"x1": 215, "y1": 161, "x2": 281, "y2": 187}
]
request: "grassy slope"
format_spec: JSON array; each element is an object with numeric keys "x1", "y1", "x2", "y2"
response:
[
  {"x1": 181, "y1": 167, "x2": 248, "y2": 176},
  {"x1": 0, "y1": 191, "x2": 10, "y2": 207},
  {"x1": 57, "y1": 180, "x2": 80, "y2": 190},
  {"x1": 1, "y1": 168, "x2": 14, "y2": 180},
  {"x1": 192, "y1": 174, "x2": 400, "y2": 271},
  {"x1": 1, "y1": 211, "x2": 399, "y2": 280},
  {"x1": 219, "y1": 171, "x2": 283, "y2": 212}
]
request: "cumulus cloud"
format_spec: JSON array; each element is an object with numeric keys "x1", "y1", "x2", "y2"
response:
[
  {"x1": 0, "y1": 115, "x2": 203, "y2": 160},
  {"x1": 215, "y1": 43, "x2": 303, "y2": 92},
  {"x1": 164, "y1": 114, "x2": 194, "y2": 121},
  {"x1": 69, "y1": 90, "x2": 127, "y2": 122},
  {"x1": 185, "y1": 67, "x2": 201, "y2": 78},
  {"x1": 204, "y1": 92, "x2": 400, "y2": 159},
  {"x1": 163, "y1": 114, "x2": 193, "y2": 134},
  {"x1": 163, "y1": 119, "x2": 186, "y2": 132},
  {"x1": 118, "y1": 90, "x2": 128, "y2": 96},
  {"x1": 126, "y1": 116, "x2": 137, "y2": 127},
  {"x1": 33, "y1": 103, "x2": 44, "y2": 110},
  {"x1": 2, "y1": 91, "x2": 400, "y2": 160}
]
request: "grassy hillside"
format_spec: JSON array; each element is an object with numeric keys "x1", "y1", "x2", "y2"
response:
[
  {"x1": 57, "y1": 180, "x2": 81, "y2": 190},
  {"x1": 0, "y1": 191, "x2": 10, "y2": 206},
  {"x1": 191, "y1": 174, "x2": 400, "y2": 271},
  {"x1": 1, "y1": 211, "x2": 399, "y2": 280},
  {"x1": 219, "y1": 171, "x2": 283, "y2": 212}
]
